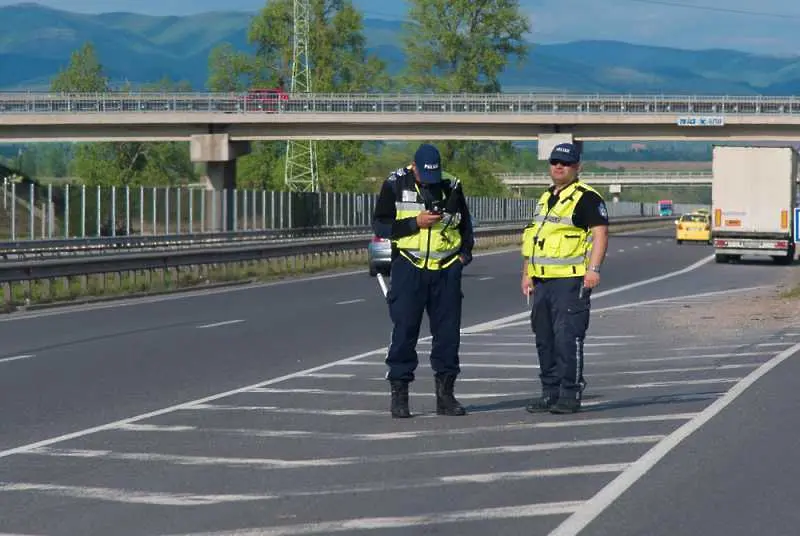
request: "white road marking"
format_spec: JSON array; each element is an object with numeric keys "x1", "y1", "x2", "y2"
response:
[
  {"x1": 756, "y1": 342, "x2": 794, "y2": 347},
  {"x1": 116, "y1": 424, "x2": 196, "y2": 432},
  {"x1": 26, "y1": 436, "x2": 663, "y2": 470},
  {"x1": 440, "y1": 463, "x2": 629, "y2": 483},
  {"x1": 420, "y1": 341, "x2": 628, "y2": 347},
  {"x1": 616, "y1": 377, "x2": 742, "y2": 389},
  {"x1": 335, "y1": 299, "x2": 364, "y2": 305},
  {"x1": 115, "y1": 414, "x2": 698, "y2": 441},
  {"x1": 550, "y1": 341, "x2": 800, "y2": 535},
  {"x1": 0, "y1": 256, "x2": 719, "y2": 460},
  {"x1": 302, "y1": 373, "x2": 356, "y2": 379},
  {"x1": 646, "y1": 243, "x2": 652, "y2": 246},
  {"x1": 169, "y1": 502, "x2": 586, "y2": 535},
  {"x1": 392, "y1": 365, "x2": 756, "y2": 383},
  {"x1": 186, "y1": 404, "x2": 387, "y2": 416},
  {"x1": 478, "y1": 276, "x2": 494, "y2": 281},
  {"x1": 247, "y1": 388, "x2": 530, "y2": 399},
  {"x1": 589, "y1": 364, "x2": 758, "y2": 378},
  {"x1": 0, "y1": 482, "x2": 276, "y2": 506},
  {"x1": 0, "y1": 354, "x2": 33, "y2": 364},
  {"x1": 598, "y1": 351, "x2": 771, "y2": 365},
  {"x1": 197, "y1": 319, "x2": 245, "y2": 329},
  {"x1": 617, "y1": 249, "x2": 625, "y2": 252}
]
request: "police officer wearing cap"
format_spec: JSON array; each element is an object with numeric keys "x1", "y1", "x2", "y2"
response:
[
  {"x1": 521, "y1": 143, "x2": 609, "y2": 414},
  {"x1": 372, "y1": 143, "x2": 475, "y2": 419}
]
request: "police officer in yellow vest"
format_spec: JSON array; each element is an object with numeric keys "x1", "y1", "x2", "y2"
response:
[
  {"x1": 372, "y1": 143, "x2": 475, "y2": 419},
  {"x1": 521, "y1": 143, "x2": 609, "y2": 414}
]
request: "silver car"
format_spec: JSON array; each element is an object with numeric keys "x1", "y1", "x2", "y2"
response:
[{"x1": 367, "y1": 235, "x2": 392, "y2": 277}]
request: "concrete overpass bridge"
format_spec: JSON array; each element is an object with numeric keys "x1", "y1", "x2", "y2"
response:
[
  {"x1": 2, "y1": 92, "x2": 800, "y2": 144},
  {"x1": 1, "y1": 91, "x2": 797, "y2": 228}
]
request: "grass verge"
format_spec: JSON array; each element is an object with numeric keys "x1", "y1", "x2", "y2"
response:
[{"x1": 2, "y1": 222, "x2": 667, "y2": 312}]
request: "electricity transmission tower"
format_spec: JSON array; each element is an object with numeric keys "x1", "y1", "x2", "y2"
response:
[{"x1": 284, "y1": 0, "x2": 318, "y2": 192}]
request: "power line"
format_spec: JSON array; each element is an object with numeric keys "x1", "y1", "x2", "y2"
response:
[{"x1": 591, "y1": 0, "x2": 800, "y2": 20}]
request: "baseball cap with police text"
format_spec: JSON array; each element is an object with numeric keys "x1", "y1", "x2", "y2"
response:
[
  {"x1": 414, "y1": 143, "x2": 443, "y2": 183},
  {"x1": 549, "y1": 143, "x2": 580, "y2": 164}
]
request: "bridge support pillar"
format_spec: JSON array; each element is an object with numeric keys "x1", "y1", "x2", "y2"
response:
[
  {"x1": 190, "y1": 134, "x2": 251, "y2": 232},
  {"x1": 538, "y1": 133, "x2": 582, "y2": 160}
]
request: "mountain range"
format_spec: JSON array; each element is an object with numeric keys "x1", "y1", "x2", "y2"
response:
[{"x1": 2, "y1": 2, "x2": 800, "y2": 95}]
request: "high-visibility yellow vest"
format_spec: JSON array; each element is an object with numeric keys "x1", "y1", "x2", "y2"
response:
[
  {"x1": 521, "y1": 180, "x2": 599, "y2": 278},
  {"x1": 395, "y1": 181, "x2": 463, "y2": 270}
]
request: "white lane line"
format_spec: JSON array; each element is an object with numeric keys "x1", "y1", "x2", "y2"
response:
[
  {"x1": 170, "y1": 502, "x2": 586, "y2": 535},
  {"x1": 0, "y1": 482, "x2": 276, "y2": 506},
  {"x1": 478, "y1": 276, "x2": 494, "y2": 281},
  {"x1": 116, "y1": 424, "x2": 195, "y2": 432},
  {"x1": 0, "y1": 354, "x2": 33, "y2": 364},
  {"x1": 26, "y1": 436, "x2": 663, "y2": 469},
  {"x1": 335, "y1": 299, "x2": 365, "y2": 305},
  {"x1": 196, "y1": 319, "x2": 245, "y2": 329},
  {"x1": 185, "y1": 405, "x2": 387, "y2": 416},
  {"x1": 550, "y1": 341, "x2": 800, "y2": 535},
  {"x1": 247, "y1": 388, "x2": 530, "y2": 399},
  {"x1": 419, "y1": 341, "x2": 628, "y2": 347},
  {"x1": 616, "y1": 377, "x2": 742, "y2": 389},
  {"x1": 302, "y1": 373, "x2": 356, "y2": 379},
  {"x1": 757, "y1": 342, "x2": 794, "y2": 347},
  {"x1": 589, "y1": 364, "x2": 758, "y2": 377},
  {"x1": 115, "y1": 414, "x2": 698, "y2": 441},
  {"x1": 0, "y1": 256, "x2": 715, "y2": 460},
  {"x1": 646, "y1": 243, "x2": 652, "y2": 246},
  {"x1": 365, "y1": 365, "x2": 755, "y2": 382},
  {"x1": 617, "y1": 249, "x2": 625, "y2": 253},
  {"x1": 599, "y1": 351, "x2": 771, "y2": 366}
]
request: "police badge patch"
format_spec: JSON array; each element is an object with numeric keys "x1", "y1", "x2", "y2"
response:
[{"x1": 598, "y1": 202, "x2": 608, "y2": 219}]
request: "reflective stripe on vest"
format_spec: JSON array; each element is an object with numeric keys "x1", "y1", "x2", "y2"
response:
[
  {"x1": 521, "y1": 180, "x2": 601, "y2": 279},
  {"x1": 393, "y1": 185, "x2": 462, "y2": 270}
]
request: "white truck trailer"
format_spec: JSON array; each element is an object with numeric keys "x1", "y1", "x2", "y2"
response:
[{"x1": 711, "y1": 145, "x2": 797, "y2": 264}]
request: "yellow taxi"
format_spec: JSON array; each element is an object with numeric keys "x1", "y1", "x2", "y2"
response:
[{"x1": 675, "y1": 212, "x2": 712, "y2": 244}]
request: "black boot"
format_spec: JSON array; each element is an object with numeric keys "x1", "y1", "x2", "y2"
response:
[
  {"x1": 525, "y1": 393, "x2": 559, "y2": 413},
  {"x1": 390, "y1": 380, "x2": 411, "y2": 418},
  {"x1": 435, "y1": 374, "x2": 466, "y2": 416}
]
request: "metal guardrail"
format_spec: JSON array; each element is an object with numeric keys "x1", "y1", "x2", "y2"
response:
[
  {"x1": 0, "y1": 216, "x2": 670, "y2": 285},
  {"x1": 498, "y1": 172, "x2": 714, "y2": 186},
  {"x1": 0, "y1": 226, "x2": 380, "y2": 258},
  {"x1": 0, "y1": 92, "x2": 800, "y2": 115}
]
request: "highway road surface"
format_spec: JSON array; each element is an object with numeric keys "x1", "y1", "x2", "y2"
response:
[{"x1": 0, "y1": 227, "x2": 797, "y2": 535}]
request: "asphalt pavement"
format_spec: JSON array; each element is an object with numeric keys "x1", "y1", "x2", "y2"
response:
[{"x1": 0, "y1": 227, "x2": 797, "y2": 535}]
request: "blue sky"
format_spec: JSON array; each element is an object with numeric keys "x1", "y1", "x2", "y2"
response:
[{"x1": 2, "y1": 0, "x2": 799, "y2": 55}]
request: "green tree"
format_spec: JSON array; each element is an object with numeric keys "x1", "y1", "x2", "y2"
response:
[
  {"x1": 52, "y1": 43, "x2": 195, "y2": 187},
  {"x1": 402, "y1": 0, "x2": 530, "y2": 93},
  {"x1": 51, "y1": 42, "x2": 109, "y2": 93},
  {"x1": 208, "y1": 0, "x2": 389, "y2": 191},
  {"x1": 401, "y1": 0, "x2": 531, "y2": 196}
]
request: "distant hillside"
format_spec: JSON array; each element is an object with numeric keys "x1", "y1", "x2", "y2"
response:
[{"x1": 2, "y1": 3, "x2": 800, "y2": 94}]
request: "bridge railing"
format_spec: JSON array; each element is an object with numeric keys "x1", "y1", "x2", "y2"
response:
[{"x1": 1, "y1": 92, "x2": 800, "y2": 115}]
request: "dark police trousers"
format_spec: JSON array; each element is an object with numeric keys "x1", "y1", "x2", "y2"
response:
[
  {"x1": 530, "y1": 276, "x2": 591, "y2": 400},
  {"x1": 385, "y1": 255, "x2": 463, "y2": 382}
]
